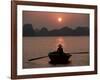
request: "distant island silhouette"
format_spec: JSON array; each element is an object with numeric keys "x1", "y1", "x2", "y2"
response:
[{"x1": 23, "y1": 24, "x2": 89, "y2": 37}]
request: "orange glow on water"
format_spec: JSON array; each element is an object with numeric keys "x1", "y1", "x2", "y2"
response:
[
  {"x1": 58, "y1": 17, "x2": 62, "y2": 22},
  {"x1": 56, "y1": 37, "x2": 65, "y2": 48}
]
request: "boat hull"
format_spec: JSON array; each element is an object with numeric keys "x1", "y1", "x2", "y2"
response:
[{"x1": 48, "y1": 51, "x2": 72, "y2": 64}]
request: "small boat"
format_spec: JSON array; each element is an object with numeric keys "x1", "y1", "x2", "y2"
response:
[
  {"x1": 28, "y1": 44, "x2": 72, "y2": 64},
  {"x1": 48, "y1": 51, "x2": 71, "y2": 64},
  {"x1": 48, "y1": 44, "x2": 72, "y2": 64}
]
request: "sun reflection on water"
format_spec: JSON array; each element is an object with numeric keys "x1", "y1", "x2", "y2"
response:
[{"x1": 56, "y1": 37, "x2": 65, "y2": 48}]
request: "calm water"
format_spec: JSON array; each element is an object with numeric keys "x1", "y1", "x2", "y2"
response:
[{"x1": 23, "y1": 36, "x2": 89, "y2": 68}]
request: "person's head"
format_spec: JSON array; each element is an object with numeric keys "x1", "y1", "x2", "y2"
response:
[{"x1": 58, "y1": 44, "x2": 62, "y2": 48}]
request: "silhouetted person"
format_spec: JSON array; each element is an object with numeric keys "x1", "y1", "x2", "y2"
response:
[{"x1": 57, "y1": 44, "x2": 64, "y2": 54}]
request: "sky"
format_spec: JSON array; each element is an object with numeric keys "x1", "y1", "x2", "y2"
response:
[{"x1": 23, "y1": 11, "x2": 89, "y2": 30}]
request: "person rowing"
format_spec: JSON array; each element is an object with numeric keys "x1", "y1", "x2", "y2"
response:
[
  {"x1": 48, "y1": 44, "x2": 72, "y2": 64},
  {"x1": 57, "y1": 44, "x2": 64, "y2": 54}
]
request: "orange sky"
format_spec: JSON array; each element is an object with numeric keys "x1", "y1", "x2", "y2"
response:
[{"x1": 23, "y1": 11, "x2": 89, "y2": 30}]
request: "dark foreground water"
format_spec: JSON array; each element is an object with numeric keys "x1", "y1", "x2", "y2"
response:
[{"x1": 23, "y1": 36, "x2": 89, "y2": 68}]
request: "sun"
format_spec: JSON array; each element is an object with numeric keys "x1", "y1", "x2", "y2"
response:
[{"x1": 58, "y1": 17, "x2": 62, "y2": 22}]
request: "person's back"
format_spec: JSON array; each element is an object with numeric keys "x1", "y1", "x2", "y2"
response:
[{"x1": 57, "y1": 44, "x2": 64, "y2": 54}]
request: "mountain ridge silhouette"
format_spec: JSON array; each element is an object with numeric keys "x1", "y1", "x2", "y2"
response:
[{"x1": 23, "y1": 24, "x2": 89, "y2": 36}]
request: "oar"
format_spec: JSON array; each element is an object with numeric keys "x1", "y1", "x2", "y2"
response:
[
  {"x1": 28, "y1": 56, "x2": 48, "y2": 61},
  {"x1": 28, "y1": 51, "x2": 88, "y2": 61},
  {"x1": 70, "y1": 51, "x2": 88, "y2": 54}
]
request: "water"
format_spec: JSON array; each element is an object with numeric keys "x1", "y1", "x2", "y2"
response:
[{"x1": 23, "y1": 36, "x2": 89, "y2": 68}]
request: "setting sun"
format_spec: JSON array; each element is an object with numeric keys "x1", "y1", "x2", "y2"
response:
[{"x1": 58, "y1": 17, "x2": 62, "y2": 22}]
